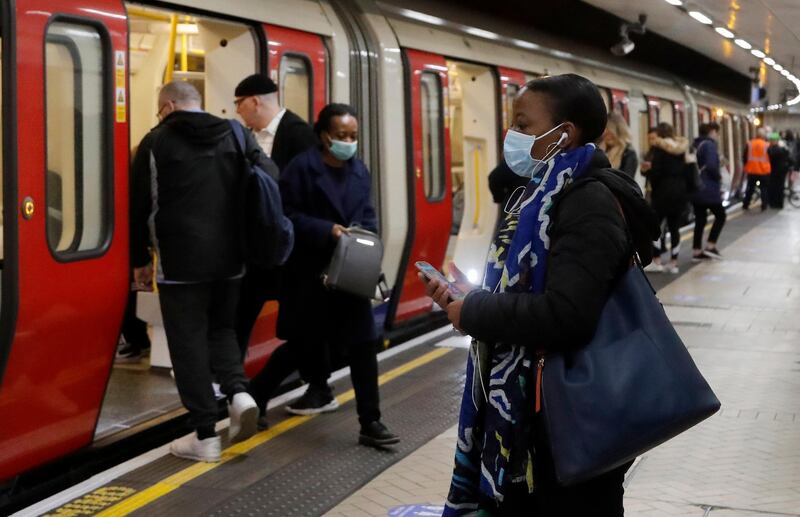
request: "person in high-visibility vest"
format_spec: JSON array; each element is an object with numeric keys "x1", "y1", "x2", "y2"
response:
[{"x1": 743, "y1": 128, "x2": 772, "y2": 211}]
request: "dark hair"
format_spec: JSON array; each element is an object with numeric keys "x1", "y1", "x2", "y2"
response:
[
  {"x1": 522, "y1": 74, "x2": 607, "y2": 144},
  {"x1": 314, "y1": 103, "x2": 358, "y2": 137},
  {"x1": 648, "y1": 126, "x2": 659, "y2": 134},
  {"x1": 656, "y1": 122, "x2": 674, "y2": 139},
  {"x1": 699, "y1": 122, "x2": 720, "y2": 136}
]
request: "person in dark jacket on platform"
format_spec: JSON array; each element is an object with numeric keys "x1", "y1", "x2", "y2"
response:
[
  {"x1": 422, "y1": 74, "x2": 660, "y2": 516},
  {"x1": 767, "y1": 132, "x2": 791, "y2": 209},
  {"x1": 645, "y1": 122, "x2": 689, "y2": 274},
  {"x1": 248, "y1": 103, "x2": 399, "y2": 448},
  {"x1": 131, "y1": 81, "x2": 275, "y2": 462},
  {"x1": 233, "y1": 74, "x2": 319, "y2": 363},
  {"x1": 691, "y1": 122, "x2": 726, "y2": 261}
]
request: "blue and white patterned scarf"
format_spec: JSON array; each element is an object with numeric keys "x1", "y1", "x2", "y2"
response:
[{"x1": 444, "y1": 144, "x2": 596, "y2": 516}]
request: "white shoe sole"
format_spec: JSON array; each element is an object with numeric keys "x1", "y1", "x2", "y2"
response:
[
  {"x1": 169, "y1": 443, "x2": 220, "y2": 462},
  {"x1": 285, "y1": 398, "x2": 340, "y2": 416},
  {"x1": 229, "y1": 404, "x2": 258, "y2": 443}
]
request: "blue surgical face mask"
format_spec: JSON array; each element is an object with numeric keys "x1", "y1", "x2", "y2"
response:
[
  {"x1": 503, "y1": 125, "x2": 565, "y2": 178},
  {"x1": 329, "y1": 139, "x2": 358, "y2": 161}
]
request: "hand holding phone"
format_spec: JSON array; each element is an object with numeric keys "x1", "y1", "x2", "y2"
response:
[{"x1": 415, "y1": 261, "x2": 466, "y2": 301}]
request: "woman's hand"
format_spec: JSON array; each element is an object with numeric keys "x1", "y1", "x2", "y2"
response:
[
  {"x1": 331, "y1": 224, "x2": 349, "y2": 240},
  {"x1": 419, "y1": 273, "x2": 465, "y2": 333}
]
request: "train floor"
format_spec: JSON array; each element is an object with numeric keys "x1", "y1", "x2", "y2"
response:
[{"x1": 17, "y1": 201, "x2": 800, "y2": 517}]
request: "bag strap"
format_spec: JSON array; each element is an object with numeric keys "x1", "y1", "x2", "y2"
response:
[{"x1": 228, "y1": 119, "x2": 248, "y2": 160}]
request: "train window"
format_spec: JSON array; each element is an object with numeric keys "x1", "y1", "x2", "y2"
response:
[
  {"x1": 658, "y1": 100, "x2": 674, "y2": 128},
  {"x1": 279, "y1": 55, "x2": 312, "y2": 123},
  {"x1": 505, "y1": 83, "x2": 519, "y2": 131},
  {"x1": 45, "y1": 22, "x2": 109, "y2": 256},
  {"x1": 420, "y1": 72, "x2": 444, "y2": 201}
]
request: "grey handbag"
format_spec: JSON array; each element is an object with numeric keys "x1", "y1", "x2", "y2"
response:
[{"x1": 323, "y1": 227, "x2": 386, "y2": 300}]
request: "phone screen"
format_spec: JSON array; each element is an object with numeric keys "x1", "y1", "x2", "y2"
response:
[{"x1": 415, "y1": 261, "x2": 466, "y2": 300}]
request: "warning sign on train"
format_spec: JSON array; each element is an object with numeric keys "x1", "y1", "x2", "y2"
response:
[
  {"x1": 115, "y1": 51, "x2": 126, "y2": 122},
  {"x1": 116, "y1": 87, "x2": 126, "y2": 123}
]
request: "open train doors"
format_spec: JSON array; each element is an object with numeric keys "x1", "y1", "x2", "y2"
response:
[
  {"x1": 0, "y1": 0, "x2": 128, "y2": 480},
  {"x1": 387, "y1": 49, "x2": 452, "y2": 325}
]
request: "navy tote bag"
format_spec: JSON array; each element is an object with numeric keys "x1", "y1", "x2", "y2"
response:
[{"x1": 541, "y1": 261, "x2": 721, "y2": 486}]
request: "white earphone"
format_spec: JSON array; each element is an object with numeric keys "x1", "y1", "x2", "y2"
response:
[{"x1": 557, "y1": 132, "x2": 568, "y2": 146}]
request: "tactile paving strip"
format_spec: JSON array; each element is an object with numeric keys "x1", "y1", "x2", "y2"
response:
[{"x1": 199, "y1": 350, "x2": 466, "y2": 517}]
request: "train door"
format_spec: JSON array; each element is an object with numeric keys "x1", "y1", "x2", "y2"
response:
[
  {"x1": 445, "y1": 61, "x2": 501, "y2": 285},
  {"x1": 674, "y1": 102, "x2": 686, "y2": 137},
  {"x1": 264, "y1": 24, "x2": 327, "y2": 123},
  {"x1": 389, "y1": 49, "x2": 451, "y2": 324},
  {"x1": 0, "y1": 0, "x2": 128, "y2": 480}
]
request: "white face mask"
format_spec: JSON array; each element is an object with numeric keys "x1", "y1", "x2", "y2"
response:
[{"x1": 503, "y1": 125, "x2": 567, "y2": 178}]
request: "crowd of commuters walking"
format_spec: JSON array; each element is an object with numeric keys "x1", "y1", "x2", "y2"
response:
[{"x1": 129, "y1": 75, "x2": 397, "y2": 463}]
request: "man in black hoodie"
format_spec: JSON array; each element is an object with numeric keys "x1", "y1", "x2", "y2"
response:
[{"x1": 131, "y1": 81, "x2": 276, "y2": 462}]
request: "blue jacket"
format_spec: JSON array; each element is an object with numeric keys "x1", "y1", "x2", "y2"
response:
[
  {"x1": 692, "y1": 136, "x2": 722, "y2": 205},
  {"x1": 276, "y1": 147, "x2": 379, "y2": 344}
]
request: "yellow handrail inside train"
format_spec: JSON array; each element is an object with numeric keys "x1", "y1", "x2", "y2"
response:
[
  {"x1": 473, "y1": 147, "x2": 481, "y2": 229},
  {"x1": 164, "y1": 14, "x2": 178, "y2": 83},
  {"x1": 126, "y1": 6, "x2": 172, "y2": 22},
  {"x1": 181, "y1": 33, "x2": 188, "y2": 72}
]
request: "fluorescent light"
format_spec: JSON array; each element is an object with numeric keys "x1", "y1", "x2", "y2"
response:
[
  {"x1": 774, "y1": 63, "x2": 784, "y2": 71},
  {"x1": 688, "y1": 11, "x2": 713, "y2": 24},
  {"x1": 465, "y1": 27, "x2": 500, "y2": 40},
  {"x1": 781, "y1": 69, "x2": 791, "y2": 76},
  {"x1": 764, "y1": 57, "x2": 776, "y2": 65},
  {"x1": 734, "y1": 39, "x2": 752, "y2": 49},
  {"x1": 399, "y1": 8, "x2": 445, "y2": 26},
  {"x1": 751, "y1": 49, "x2": 766, "y2": 58},
  {"x1": 715, "y1": 27, "x2": 735, "y2": 38},
  {"x1": 664, "y1": 0, "x2": 683, "y2": 5},
  {"x1": 512, "y1": 39, "x2": 540, "y2": 50}
]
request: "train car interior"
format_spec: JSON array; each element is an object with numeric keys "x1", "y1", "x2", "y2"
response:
[
  {"x1": 445, "y1": 60, "x2": 498, "y2": 284},
  {"x1": 96, "y1": 3, "x2": 263, "y2": 439}
]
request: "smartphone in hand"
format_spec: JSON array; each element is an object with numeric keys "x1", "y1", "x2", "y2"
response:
[{"x1": 415, "y1": 261, "x2": 466, "y2": 300}]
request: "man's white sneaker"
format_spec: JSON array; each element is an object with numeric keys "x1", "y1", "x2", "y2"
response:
[
  {"x1": 229, "y1": 392, "x2": 258, "y2": 443},
  {"x1": 212, "y1": 382, "x2": 225, "y2": 400},
  {"x1": 170, "y1": 433, "x2": 221, "y2": 462}
]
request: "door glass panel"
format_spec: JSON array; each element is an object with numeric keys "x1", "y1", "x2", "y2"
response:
[
  {"x1": 420, "y1": 72, "x2": 444, "y2": 201},
  {"x1": 505, "y1": 83, "x2": 519, "y2": 131},
  {"x1": 45, "y1": 22, "x2": 108, "y2": 255},
  {"x1": 279, "y1": 55, "x2": 311, "y2": 122},
  {"x1": 126, "y1": 3, "x2": 258, "y2": 148}
]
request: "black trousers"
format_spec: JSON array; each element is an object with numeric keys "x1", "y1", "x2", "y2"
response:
[
  {"x1": 159, "y1": 279, "x2": 248, "y2": 433},
  {"x1": 249, "y1": 338, "x2": 381, "y2": 426},
  {"x1": 121, "y1": 290, "x2": 150, "y2": 350},
  {"x1": 692, "y1": 203, "x2": 726, "y2": 250},
  {"x1": 653, "y1": 209, "x2": 682, "y2": 260},
  {"x1": 769, "y1": 170, "x2": 788, "y2": 208},
  {"x1": 743, "y1": 173, "x2": 769, "y2": 209}
]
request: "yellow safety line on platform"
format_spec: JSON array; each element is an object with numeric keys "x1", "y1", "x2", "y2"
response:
[{"x1": 91, "y1": 347, "x2": 453, "y2": 517}]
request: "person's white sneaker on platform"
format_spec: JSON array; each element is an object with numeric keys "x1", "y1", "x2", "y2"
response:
[
  {"x1": 170, "y1": 433, "x2": 221, "y2": 462},
  {"x1": 229, "y1": 392, "x2": 258, "y2": 443}
]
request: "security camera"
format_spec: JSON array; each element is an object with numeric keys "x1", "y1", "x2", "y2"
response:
[
  {"x1": 611, "y1": 13, "x2": 646, "y2": 57},
  {"x1": 611, "y1": 37, "x2": 636, "y2": 56}
]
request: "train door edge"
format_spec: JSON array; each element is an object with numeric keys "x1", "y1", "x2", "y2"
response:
[
  {"x1": 385, "y1": 48, "x2": 451, "y2": 328},
  {"x1": 0, "y1": 0, "x2": 18, "y2": 387}
]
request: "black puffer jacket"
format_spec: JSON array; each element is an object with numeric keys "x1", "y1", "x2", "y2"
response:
[
  {"x1": 131, "y1": 111, "x2": 278, "y2": 282},
  {"x1": 648, "y1": 137, "x2": 689, "y2": 216},
  {"x1": 460, "y1": 150, "x2": 660, "y2": 352}
]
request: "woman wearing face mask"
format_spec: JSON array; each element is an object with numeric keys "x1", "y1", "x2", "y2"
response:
[
  {"x1": 248, "y1": 103, "x2": 399, "y2": 448},
  {"x1": 422, "y1": 74, "x2": 660, "y2": 516}
]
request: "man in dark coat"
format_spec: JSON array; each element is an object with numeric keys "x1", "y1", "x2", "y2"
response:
[
  {"x1": 233, "y1": 74, "x2": 319, "y2": 361},
  {"x1": 131, "y1": 81, "x2": 274, "y2": 461},
  {"x1": 767, "y1": 132, "x2": 791, "y2": 209}
]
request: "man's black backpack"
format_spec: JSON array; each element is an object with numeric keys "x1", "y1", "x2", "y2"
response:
[{"x1": 229, "y1": 120, "x2": 294, "y2": 268}]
